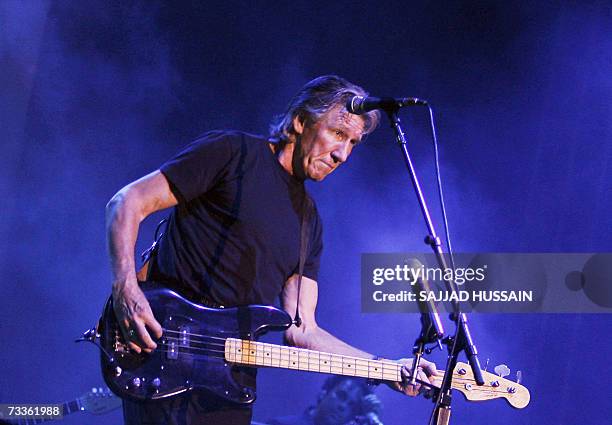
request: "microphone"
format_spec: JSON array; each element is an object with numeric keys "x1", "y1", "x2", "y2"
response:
[{"x1": 346, "y1": 96, "x2": 428, "y2": 114}]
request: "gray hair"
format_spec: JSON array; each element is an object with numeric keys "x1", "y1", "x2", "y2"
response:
[{"x1": 269, "y1": 75, "x2": 380, "y2": 142}]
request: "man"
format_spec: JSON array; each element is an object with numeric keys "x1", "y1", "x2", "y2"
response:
[
  {"x1": 106, "y1": 75, "x2": 438, "y2": 425},
  {"x1": 267, "y1": 376, "x2": 384, "y2": 425}
]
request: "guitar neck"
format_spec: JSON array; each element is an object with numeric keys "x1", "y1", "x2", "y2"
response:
[
  {"x1": 225, "y1": 338, "x2": 418, "y2": 383},
  {"x1": 225, "y1": 338, "x2": 531, "y2": 409}
]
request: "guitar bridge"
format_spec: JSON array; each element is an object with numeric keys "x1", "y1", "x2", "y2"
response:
[{"x1": 113, "y1": 329, "x2": 129, "y2": 353}]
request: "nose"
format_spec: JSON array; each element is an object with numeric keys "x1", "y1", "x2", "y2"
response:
[{"x1": 331, "y1": 143, "x2": 351, "y2": 164}]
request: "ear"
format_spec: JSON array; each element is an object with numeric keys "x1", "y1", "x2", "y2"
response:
[{"x1": 292, "y1": 114, "x2": 305, "y2": 136}]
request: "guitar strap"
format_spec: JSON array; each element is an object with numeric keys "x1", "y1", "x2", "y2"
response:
[
  {"x1": 138, "y1": 218, "x2": 168, "y2": 281},
  {"x1": 293, "y1": 192, "x2": 313, "y2": 328}
]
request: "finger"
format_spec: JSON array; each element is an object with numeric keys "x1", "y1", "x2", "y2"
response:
[
  {"x1": 128, "y1": 340, "x2": 142, "y2": 354},
  {"x1": 421, "y1": 360, "x2": 440, "y2": 376},
  {"x1": 417, "y1": 369, "x2": 430, "y2": 389},
  {"x1": 119, "y1": 321, "x2": 143, "y2": 353},
  {"x1": 401, "y1": 365, "x2": 418, "y2": 385},
  {"x1": 406, "y1": 383, "x2": 419, "y2": 396},
  {"x1": 118, "y1": 321, "x2": 137, "y2": 349},
  {"x1": 133, "y1": 321, "x2": 157, "y2": 351},
  {"x1": 144, "y1": 314, "x2": 163, "y2": 339},
  {"x1": 401, "y1": 367, "x2": 421, "y2": 397},
  {"x1": 404, "y1": 370, "x2": 428, "y2": 397}
]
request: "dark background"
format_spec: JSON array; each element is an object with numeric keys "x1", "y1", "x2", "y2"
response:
[{"x1": 1, "y1": 1, "x2": 611, "y2": 424}]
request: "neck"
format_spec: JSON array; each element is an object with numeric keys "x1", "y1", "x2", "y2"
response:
[
  {"x1": 271, "y1": 139, "x2": 304, "y2": 180},
  {"x1": 225, "y1": 338, "x2": 408, "y2": 383}
]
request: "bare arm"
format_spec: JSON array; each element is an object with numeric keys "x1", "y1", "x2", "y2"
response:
[
  {"x1": 281, "y1": 274, "x2": 438, "y2": 396},
  {"x1": 106, "y1": 170, "x2": 178, "y2": 353},
  {"x1": 281, "y1": 274, "x2": 371, "y2": 358}
]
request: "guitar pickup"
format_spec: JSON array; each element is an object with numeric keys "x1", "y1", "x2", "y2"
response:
[
  {"x1": 180, "y1": 328, "x2": 190, "y2": 346},
  {"x1": 167, "y1": 341, "x2": 178, "y2": 360},
  {"x1": 166, "y1": 326, "x2": 190, "y2": 360}
]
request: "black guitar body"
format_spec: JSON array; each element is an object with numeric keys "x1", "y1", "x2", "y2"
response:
[{"x1": 99, "y1": 282, "x2": 292, "y2": 403}]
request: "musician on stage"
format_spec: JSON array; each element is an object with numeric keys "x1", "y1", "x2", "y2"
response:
[{"x1": 106, "y1": 75, "x2": 438, "y2": 425}]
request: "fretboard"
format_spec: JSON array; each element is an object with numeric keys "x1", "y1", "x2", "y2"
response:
[
  {"x1": 225, "y1": 338, "x2": 406, "y2": 382},
  {"x1": 225, "y1": 338, "x2": 531, "y2": 409}
]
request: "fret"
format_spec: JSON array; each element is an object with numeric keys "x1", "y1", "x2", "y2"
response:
[
  {"x1": 271, "y1": 345, "x2": 278, "y2": 367},
  {"x1": 319, "y1": 352, "x2": 332, "y2": 373},
  {"x1": 342, "y1": 356, "x2": 357, "y2": 376},
  {"x1": 261, "y1": 342, "x2": 272, "y2": 366},
  {"x1": 298, "y1": 349, "x2": 310, "y2": 370},
  {"x1": 252, "y1": 341, "x2": 263, "y2": 365},
  {"x1": 245, "y1": 340, "x2": 257, "y2": 365},
  {"x1": 367, "y1": 359, "x2": 384, "y2": 380},
  {"x1": 288, "y1": 347, "x2": 299, "y2": 369},
  {"x1": 279, "y1": 345, "x2": 290, "y2": 368},
  {"x1": 308, "y1": 350, "x2": 320, "y2": 372}
]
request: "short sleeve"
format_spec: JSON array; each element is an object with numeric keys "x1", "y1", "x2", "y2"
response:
[
  {"x1": 301, "y1": 203, "x2": 323, "y2": 282},
  {"x1": 160, "y1": 131, "x2": 237, "y2": 203}
]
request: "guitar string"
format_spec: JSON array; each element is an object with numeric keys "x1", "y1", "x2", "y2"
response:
[
  {"x1": 137, "y1": 341, "x2": 409, "y2": 377},
  {"x1": 136, "y1": 342, "x2": 502, "y2": 390},
  {"x1": 128, "y1": 333, "x2": 418, "y2": 376},
  {"x1": 120, "y1": 329, "x2": 451, "y2": 374},
  {"x1": 133, "y1": 338, "x2": 509, "y2": 388},
  {"x1": 161, "y1": 328, "x2": 227, "y2": 341},
  {"x1": 124, "y1": 335, "x2": 406, "y2": 372},
  {"x1": 151, "y1": 348, "x2": 436, "y2": 387},
  {"x1": 114, "y1": 335, "x2": 518, "y2": 394},
  {"x1": 162, "y1": 327, "x2": 260, "y2": 340},
  {"x1": 162, "y1": 336, "x2": 226, "y2": 348},
  {"x1": 125, "y1": 332, "x2": 406, "y2": 369},
  {"x1": 160, "y1": 332, "x2": 420, "y2": 369},
  {"x1": 157, "y1": 337, "x2": 418, "y2": 372},
  {"x1": 153, "y1": 348, "x2": 515, "y2": 394},
  {"x1": 155, "y1": 340, "x2": 401, "y2": 371}
]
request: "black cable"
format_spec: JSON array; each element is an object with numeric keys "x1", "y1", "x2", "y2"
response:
[
  {"x1": 428, "y1": 105, "x2": 456, "y2": 272},
  {"x1": 425, "y1": 104, "x2": 460, "y2": 425}
]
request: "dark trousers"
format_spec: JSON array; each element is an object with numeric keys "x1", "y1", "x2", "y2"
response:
[{"x1": 122, "y1": 391, "x2": 253, "y2": 425}]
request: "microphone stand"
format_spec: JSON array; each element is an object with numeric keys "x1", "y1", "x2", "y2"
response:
[{"x1": 385, "y1": 109, "x2": 485, "y2": 425}]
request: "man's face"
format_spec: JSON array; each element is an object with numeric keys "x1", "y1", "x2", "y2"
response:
[
  {"x1": 313, "y1": 380, "x2": 365, "y2": 425},
  {"x1": 293, "y1": 105, "x2": 365, "y2": 181}
]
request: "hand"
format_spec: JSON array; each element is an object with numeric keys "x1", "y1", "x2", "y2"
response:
[
  {"x1": 388, "y1": 357, "x2": 439, "y2": 397},
  {"x1": 112, "y1": 279, "x2": 163, "y2": 353}
]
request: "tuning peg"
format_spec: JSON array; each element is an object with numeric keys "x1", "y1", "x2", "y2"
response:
[
  {"x1": 483, "y1": 358, "x2": 490, "y2": 372},
  {"x1": 92, "y1": 387, "x2": 98, "y2": 393},
  {"x1": 516, "y1": 370, "x2": 522, "y2": 384},
  {"x1": 494, "y1": 364, "x2": 510, "y2": 378}
]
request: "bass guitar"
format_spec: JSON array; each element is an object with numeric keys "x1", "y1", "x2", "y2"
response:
[{"x1": 90, "y1": 282, "x2": 530, "y2": 409}]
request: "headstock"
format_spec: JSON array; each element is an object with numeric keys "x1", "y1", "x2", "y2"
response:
[
  {"x1": 447, "y1": 362, "x2": 530, "y2": 408},
  {"x1": 78, "y1": 387, "x2": 122, "y2": 415}
]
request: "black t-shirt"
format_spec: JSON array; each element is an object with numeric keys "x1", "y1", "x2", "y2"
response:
[{"x1": 150, "y1": 130, "x2": 323, "y2": 307}]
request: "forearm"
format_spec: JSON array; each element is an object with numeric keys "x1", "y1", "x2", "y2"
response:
[
  {"x1": 286, "y1": 323, "x2": 373, "y2": 359},
  {"x1": 105, "y1": 190, "x2": 144, "y2": 290}
]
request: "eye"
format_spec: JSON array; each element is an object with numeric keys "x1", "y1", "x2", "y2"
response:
[{"x1": 334, "y1": 129, "x2": 344, "y2": 139}]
